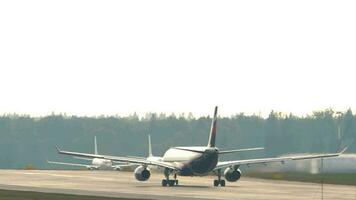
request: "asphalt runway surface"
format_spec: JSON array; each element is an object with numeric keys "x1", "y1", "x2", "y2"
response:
[{"x1": 0, "y1": 170, "x2": 355, "y2": 200}]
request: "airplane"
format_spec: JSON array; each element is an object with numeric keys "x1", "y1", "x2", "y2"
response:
[
  {"x1": 143, "y1": 133, "x2": 263, "y2": 183},
  {"x1": 49, "y1": 136, "x2": 132, "y2": 170},
  {"x1": 55, "y1": 106, "x2": 348, "y2": 187}
]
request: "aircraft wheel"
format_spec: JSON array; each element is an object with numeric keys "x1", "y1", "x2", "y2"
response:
[
  {"x1": 175, "y1": 180, "x2": 179, "y2": 185},
  {"x1": 220, "y1": 180, "x2": 225, "y2": 187},
  {"x1": 162, "y1": 179, "x2": 167, "y2": 187},
  {"x1": 168, "y1": 180, "x2": 175, "y2": 187},
  {"x1": 213, "y1": 180, "x2": 219, "y2": 187}
]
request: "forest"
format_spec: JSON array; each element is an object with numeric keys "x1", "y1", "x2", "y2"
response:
[{"x1": 0, "y1": 109, "x2": 355, "y2": 169}]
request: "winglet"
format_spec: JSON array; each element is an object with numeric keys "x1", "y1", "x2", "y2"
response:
[
  {"x1": 55, "y1": 145, "x2": 61, "y2": 153},
  {"x1": 339, "y1": 146, "x2": 348, "y2": 154}
]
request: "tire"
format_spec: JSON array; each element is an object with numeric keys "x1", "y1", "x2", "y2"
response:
[
  {"x1": 213, "y1": 180, "x2": 219, "y2": 187},
  {"x1": 168, "y1": 180, "x2": 175, "y2": 187},
  {"x1": 175, "y1": 180, "x2": 179, "y2": 185},
  {"x1": 162, "y1": 179, "x2": 167, "y2": 187},
  {"x1": 220, "y1": 180, "x2": 225, "y2": 187}
]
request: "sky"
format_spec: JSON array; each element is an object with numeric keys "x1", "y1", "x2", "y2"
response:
[{"x1": 0, "y1": 1, "x2": 355, "y2": 118}]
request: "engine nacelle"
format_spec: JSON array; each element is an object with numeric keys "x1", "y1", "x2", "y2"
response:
[
  {"x1": 134, "y1": 166, "x2": 151, "y2": 181},
  {"x1": 113, "y1": 166, "x2": 122, "y2": 171},
  {"x1": 224, "y1": 168, "x2": 242, "y2": 182}
]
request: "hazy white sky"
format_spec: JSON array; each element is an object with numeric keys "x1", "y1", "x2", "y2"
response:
[{"x1": 0, "y1": 1, "x2": 355, "y2": 117}]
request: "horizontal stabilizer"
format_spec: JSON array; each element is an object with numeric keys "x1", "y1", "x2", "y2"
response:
[
  {"x1": 173, "y1": 147, "x2": 206, "y2": 154},
  {"x1": 219, "y1": 147, "x2": 264, "y2": 154}
]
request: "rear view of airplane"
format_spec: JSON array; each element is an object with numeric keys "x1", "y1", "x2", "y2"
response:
[
  {"x1": 56, "y1": 106, "x2": 347, "y2": 187},
  {"x1": 49, "y1": 136, "x2": 130, "y2": 170}
]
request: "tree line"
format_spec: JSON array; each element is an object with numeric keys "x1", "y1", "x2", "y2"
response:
[{"x1": 0, "y1": 109, "x2": 355, "y2": 169}]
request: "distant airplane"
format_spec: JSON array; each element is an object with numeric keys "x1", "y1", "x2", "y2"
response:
[
  {"x1": 48, "y1": 136, "x2": 131, "y2": 170},
  {"x1": 56, "y1": 106, "x2": 347, "y2": 187}
]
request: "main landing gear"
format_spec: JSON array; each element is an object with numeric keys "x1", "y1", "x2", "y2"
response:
[
  {"x1": 213, "y1": 169, "x2": 225, "y2": 187},
  {"x1": 162, "y1": 169, "x2": 178, "y2": 187},
  {"x1": 162, "y1": 179, "x2": 178, "y2": 187}
]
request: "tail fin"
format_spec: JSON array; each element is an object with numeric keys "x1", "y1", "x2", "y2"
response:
[
  {"x1": 148, "y1": 134, "x2": 153, "y2": 157},
  {"x1": 207, "y1": 106, "x2": 218, "y2": 147},
  {"x1": 94, "y1": 136, "x2": 98, "y2": 155}
]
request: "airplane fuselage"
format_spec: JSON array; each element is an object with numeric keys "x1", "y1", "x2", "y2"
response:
[
  {"x1": 162, "y1": 147, "x2": 219, "y2": 176},
  {"x1": 92, "y1": 158, "x2": 112, "y2": 169}
]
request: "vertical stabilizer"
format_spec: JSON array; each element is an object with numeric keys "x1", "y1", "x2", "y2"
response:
[
  {"x1": 94, "y1": 136, "x2": 98, "y2": 155},
  {"x1": 207, "y1": 106, "x2": 218, "y2": 147},
  {"x1": 148, "y1": 134, "x2": 153, "y2": 157}
]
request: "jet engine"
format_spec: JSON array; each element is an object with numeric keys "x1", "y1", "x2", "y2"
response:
[
  {"x1": 224, "y1": 167, "x2": 241, "y2": 182},
  {"x1": 113, "y1": 166, "x2": 122, "y2": 171},
  {"x1": 134, "y1": 166, "x2": 151, "y2": 181}
]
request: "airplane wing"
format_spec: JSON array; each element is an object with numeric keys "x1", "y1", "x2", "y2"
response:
[
  {"x1": 112, "y1": 163, "x2": 138, "y2": 169},
  {"x1": 73, "y1": 156, "x2": 129, "y2": 164},
  {"x1": 47, "y1": 160, "x2": 95, "y2": 169},
  {"x1": 215, "y1": 146, "x2": 348, "y2": 170},
  {"x1": 55, "y1": 146, "x2": 180, "y2": 170}
]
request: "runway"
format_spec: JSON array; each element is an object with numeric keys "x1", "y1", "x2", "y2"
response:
[{"x1": 0, "y1": 170, "x2": 354, "y2": 200}]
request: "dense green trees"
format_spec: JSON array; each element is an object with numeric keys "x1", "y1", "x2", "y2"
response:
[{"x1": 0, "y1": 109, "x2": 354, "y2": 169}]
